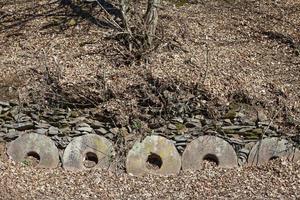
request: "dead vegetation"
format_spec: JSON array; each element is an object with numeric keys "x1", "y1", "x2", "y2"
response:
[{"x1": 0, "y1": 0, "x2": 300, "y2": 129}]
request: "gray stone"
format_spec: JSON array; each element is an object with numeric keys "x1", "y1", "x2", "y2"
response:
[
  {"x1": 14, "y1": 121, "x2": 34, "y2": 131},
  {"x1": 60, "y1": 126, "x2": 71, "y2": 135},
  {"x1": 228, "y1": 138, "x2": 244, "y2": 145},
  {"x1": 222, "y1": 125, "x2": 244, "y2": 130},
  {"x1": 238, "y1": 127, "x2": 255, "y2": 133},
  {"x1": 175, "y1": 142, "x2": 187, "y2": 146},
  {"x1": 235, "y1": 112, "x2": 245, "y2": 119},
  {"x1": 58, "y1": 119, "x2": 69, "y2": 126},
  {"x1": 171, "y1": 117, "x2": 184, "y2": 124},
  {"x1": 214, "y1": 121, "x2": 223, "y2": 127},
  {"x1": 258, "y1": 121, "x2": 270, "y2": 127},
  {"x1": 264, "y1": 129, "x2": 277, "y2": 136},
  {"x1": 55, "y1": 137, "x2": 70, "y2": 149},
  {"x1": 48, "y1": 126, "x2": 59, "y2": 136},
  {"x1": 174, "y1": 135, "x2": 187, "y2": 142},
  {"x1": 186, "y1": 118, "x2": 201, "y2": 123},
  {"x1": 223, "y1": 119, "x2": 232, "y2": 125},
  {"x1": 239, "y1": 148, "x2": 250, "y2": 155},
  {"x1": 238, "y1": 157, "x2": 247, "y2": 166},
  {"x1": 194, "y1": 115, "x2": 204, "y2": 120},
  {"x1": 167, "y1": 123, "x2": 177, "y2": 130},
  {"x1": 35, "y1": 128, "x2": 48, "y2": 135},
  {"x1": 0, "y1": 101, "x2": 10, "y2": 107},
  {"x1": 203, "y1": 119, "x2": 213, "y2": 125},
  {"x1": 53, "y1": 109, "x2": 68, "y2": 116},
  {"x1": 104, "y1": 133, "x2": 115, "y2": 140},
  {"x1": 77, "y1": 122, "x2": 90, "y2": 127},
  {"x1": 182, "y1": 135, "x2": 238, "y2": 170},
  {"x1": 109, "y1": 127, "x2": 119, "y2": 135},
  {"x1": 35, "y1": 121, "x2": 50, "y2": 129},
  {"x1": 65, "y1": 136, "x2": 72, "y2": 142},
  {"x1": 0, "y1": 113, "x2": 12, "y2": 121},
  {"x1": 241, "y1": 119, "x2": 256, "y2": 126},
  {"x1": 95, "y1": 128, "x2": 108, "y2": 135},
  {"x1": 62, "y1": 134, "x2": 115, "y2": 170},
  {"x1": 126, "y1": 135, "x2": 181, "y2": 176},
  {"x1": 154, "y1": 126, "x2": 166, "y2": 133},
  {"x1": 68, "y1": 117, "x2": 87, "y2": 126},
  {"x1": 247, "y1": 137, "x2": 300, "y2": 166},
  {"x1": 7, "y1": 133, "x2": 59, "y2": 168},
  {"x1": 90, "y1": 120, "x2": 105, "y2": 129},
  {"x1": 0, "y1": 128, "x2": 7, "y2": 133},
  {"x1": 30, "y1": 113, "x2": 39, "y2": 121},
  {"x1": 13, "y1": 113, "x2": 27, "y2": 121},
  {"x1": 51, "y1": 115, "x2": 66, "y2": 121},
  {"x1": 185, "y1": 121, "x2": 201, "y2": 128},
  {"x1": 176, "y1": 146, "x2": 185, "y2": 153},
  {"x1": 0, "y1": 132, "x2": 5, "y2": 142},
  {"x1": 51, "y1": 135, "x2": 60, "y2": 141},
  {"x1": 5, "y1": 129, "x2": 22, "y2": 140},
  {"x1": 77, "y1": 126, "x2": 93, "y2": 133},
  {"x1": 257, "y1": 111, "x2": 268, "y2": 122},
  {"x1": 70, "y1": 130, "x2": 85, "y2": 137},
  {"x1": 191, "y1": 130, "x2": 201, "y2": 136},
  {"x1": 3, "y1": 123, "x2": 14, "y2": 129},
  {"x1": 2, "y1": 107, "x2": 10, "y2": 112}
]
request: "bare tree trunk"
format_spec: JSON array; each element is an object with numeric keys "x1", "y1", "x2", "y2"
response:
[
  {"x1": 119, "y1": 0, "x2": 131, "y2": 34},
  {"x1": 144, "y1": 0, "x2": 160, "y2": 47}
]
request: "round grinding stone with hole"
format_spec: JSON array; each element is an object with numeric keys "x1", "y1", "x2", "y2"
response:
[
  {"x1": 62, "y1": 134, "x2": 115, "y2": 170},
  {"x1": 182, "y1": 135, "x2": 238, "y2": 171},
  {"x1": 7, "y1": 133, "x2": 59, "y2": 168},
  {"x1": 247, "y1": 137, "x2": 300, "y2": 166},
  {"x1": 126, "y1": 135, "x2": 181, "y2": 176}
]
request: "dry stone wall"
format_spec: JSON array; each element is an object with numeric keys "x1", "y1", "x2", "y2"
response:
[{"x1": 1, "y1": 100, "x2": 299, "y2": 176}]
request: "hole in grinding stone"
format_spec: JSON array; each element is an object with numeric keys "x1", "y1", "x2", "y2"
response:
[
  {"x1": 203, "y1": 154, "x2": 219, "y2": 167},
  {"x1": 269, "y1": 156, "x2": 279, "y2": 161},
  {"x1": 83, "y1": 152, "x2": 98, "y2": 168},
  {"x1": 24, "y1": 151, "x2": 40, "y2": 166},
  {"x1": 146, "y1": 152, "x2": 163, "y2": 170}
]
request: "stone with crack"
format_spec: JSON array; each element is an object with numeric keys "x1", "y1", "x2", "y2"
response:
[
  {"x1": 182, "y1": 135, "x2": 238, "y2": 170},
  {"x1": 62, "y1": 134, "x2": 115, "y2": 170},
  {"x1": 7, "y1": 133, "x2": 59, "y2": 168},
  {"x1": 126, "y1": 135, "x2": 181, "y2": 176},
  {"x1": 247, "y1": 137, "x2": 300, "y2": 166}
]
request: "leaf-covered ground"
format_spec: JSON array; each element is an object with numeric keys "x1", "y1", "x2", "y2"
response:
[
  {"x1": 1, "y1": 1, "x2": 300, "y2": 199},
  {"x1": 1, "y1": 0, "x2": 299, "y2": 118}
]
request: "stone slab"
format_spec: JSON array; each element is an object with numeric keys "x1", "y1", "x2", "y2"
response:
[
  {"x1": 247, "y1": 137, "x2": 300, "y2": 166},
  {"x1": 62, "y1": 134, "x2": 115, "y2": 170},
  {"x1": 182, "y1": 135, "x2": 238, "y2": 171},
  {"x1": 7, "y1": 133, "x2": 59, "y2": 168},
  {"x1": 126, "y1": 135, "x2": 181, "y2": 176}
]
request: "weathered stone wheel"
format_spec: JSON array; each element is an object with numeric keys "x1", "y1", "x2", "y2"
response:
[
  {"x1": 126, "y1": 135, "x2": 181, "y2": 176},
  {"x1": 247, "y1": 137, "x2": 300, "y2": 166},
  {"x1": 182, "y1": 135, "x2": 238, "y2": 171},
  {"x1": 62, "y1": 134, "x2": 115, "y2": 170},
  {"x1": 7, "y1": 133, "x2": 60, "y2": 168}
]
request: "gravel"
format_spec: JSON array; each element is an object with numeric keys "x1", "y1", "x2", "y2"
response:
[{"x1": 0, "y1": 156, "x2": 299, "y2": 199}]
